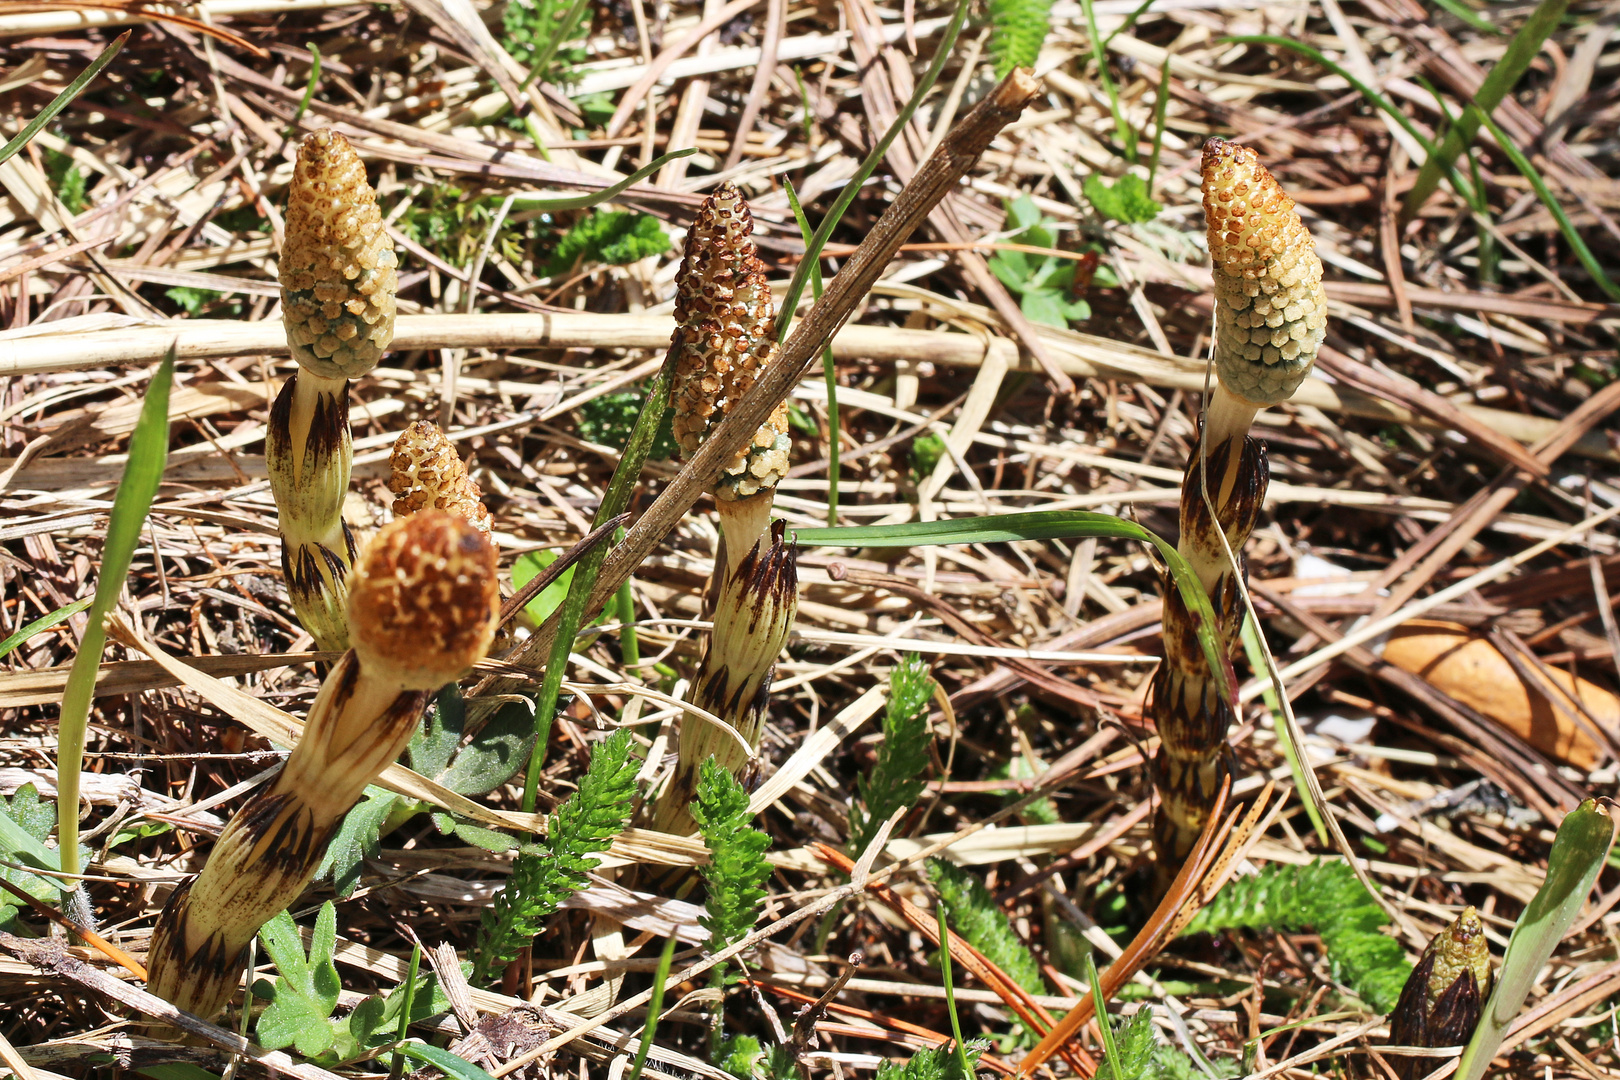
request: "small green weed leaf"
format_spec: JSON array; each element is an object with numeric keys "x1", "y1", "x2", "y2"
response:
[
  {"x1": 441, "y1": 698, "x2": 539, "y2": 797},
  {"x1": 1183, "y1": 859, "x2": 1408, "y2": 1012},
  {"x1": 694, "y1": 759, "x2": 773, "y2": 986},
  {"x1": 137, "y1": 1066, "x2": 223, "y2": 1080},
  {"x1": 909, "y1": 432, "x2": 946, "y2": 480},
  {"x1": 874, "y1": 1041, "x2": 987, "y2": 1080},
  {"x1": 317, "y1": 788, "x2": 402, "y2": 899},
  {"x1": 926, "y1": 859, "x2": 1044, "y2": 995},
  {"x1": 43, "y1": 149, "x2": 87, "y2": 214},
  {"x1": 409, "y1": 686, "x2": 466, "y2": 780},
  {"x1": 473, "y1": 729, "x2": 640, "y2": 982},
  {"x1": 164, "y1": 286, "x2": 223, "y2": 317},
  {"x1": 1021, "y1": 289, "x2": 1090, "y2": 329},
  {"x1": 576, "y1": 389, "x2": 678, "y2": 460},
  {"x1": 254, "y1": 903, "x2": 342, "y2": 1057},
  {"x1": 0, "y1": 784, "x2": 84, "y2": 927},
  {"x1": 1094, "y1": 1007, "x2": 1156, "y2": 1080},
  {"x1": 989, "y1": 196, "x2": 1092, "y2": 327},
  {"x1": 431, "y1": 812, "x2": 519, "y2": 853},
  {"x1": 1083, "y1": 173, "x2": 1161, "y2": 224},
  {"x1": 337, "y1": 971, "x2": 453, "y2": 1051},
  {"x1": 549, "y1": 211, "x2": 669, "y2": 272},
  {"x1": 715, "y1": 1033, "x2": 764, "y2": 1080},
  {"x1": 987, "y1": 0, "x2": 1052, "y2": 76},
  {"x1": 512, "y1": 550, "x2": 608, "y2": 626},
  {"x1": 396, "y1": 1041, "x2": 501, "y2": 1080},
  {"x1": 1456, "y1": 799, "x2": 1615, "y2": 1080}
]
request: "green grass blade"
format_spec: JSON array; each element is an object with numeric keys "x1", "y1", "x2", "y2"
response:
[
  {"x1": 1083, "y1": 0, "x2": 1133, "y2": 161},
  {"x1": 1101, "y1": 0, "x2": 1156, "y2": 48},
  {"x1": 520, "y1": 0, "x2": 590, "y2": 92},
  {"x1": 283, "y1": 44, "x2": 322, "y2": 142},
  {"x1": 1468, "y1": 104, "x2": 1620, "y2": 301},
  {"x1": 508, "y1": 149, "x2": 697, "y2": 212},
  {"x1": 0, "y1": 597, "x2": 93, "y2": 662},
  {"x1": 1431, "y1": 0, "x2": 1500, "y2": 34},
  {"x1": 796, "y1": 511, "x2": 1234, "y2": 704},
  {"x1": 1404, "y1": 0, "x2": 1570, "y2": 214},
  {"x1": 1241, "y1": 614, "x2": 1326, "y2": 845},
  {"x1": 1146, "y1": 55, "x2": 1171, "y2": 187},
  {"x1": 936, "y1": 902, "x2": 975, "y2": 1080},
  {"x1": 1223, "y1": 35, "x2": 1477, "y2": 207},
  {"x1": 1456, "y1": 799, "x2": 1615, "y2": 1080},
  {"x1": 627, "y1": 935, "x2": 679, "y2": 1080},
  {"x1": 773, "y1": 0, "x2": 970, "y2": 341},
  {"x1": 520, "y1": 353, "x2": 676, "y2": 814},
  {"x1": 56, "y1": 349, "x2": 173, "y2": 877},
  {"x1": 0, "y1": 31, "x2": 129, "y2": 168},
  {"x1": 785, "y1": 180, "x2": 840, "y2": 525}
]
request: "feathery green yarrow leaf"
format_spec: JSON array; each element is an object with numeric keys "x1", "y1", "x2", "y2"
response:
[
  {"x1": 550, "y1": 211, "x2": 669, "y2": 273},
  {"x1": 472, "y1": 729, "x2": 640, "y2": 981},
  {"x1": 926, "y1": 858, "x2": 1045, "y2": 994},
  {"x1": 987, "y1": 0, "x2": 1053, "y2": 77},
  {"x1": 874, "y1": 1040, "x2": 987, "y2": 1080},
  {"x1": 694, "y1": 758, "x2": 773, "y2": 986},
  {"x1": 1184, "y1": 859, "x2": 1409, "y2": 1012},
  {"x1": 849, "y1": 654, "x2": 936, "y2": 856}
]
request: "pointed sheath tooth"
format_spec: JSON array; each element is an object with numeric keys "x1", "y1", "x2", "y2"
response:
[
  {"x1": 1388, "y1": 907, "x2": 1491, "y2": 1079},
  {"x1": 1201, "y1": 138, "x2": 1326, "y2": 407},
  {"x1": 669, "y1": 183, "x2": 791, "y2": 503},
  {"x1": 280, "y1": 130, "x2": 398, "y2": 380},
  {"x1": 267, "y1": 369, "x2": 354, "y2": 651},
  {"x1": 348, "y1": 510, "x2": 501, "y2": 690},
  {"x1": 388, "y1": 420, "x2": 492, "y2": 533}
]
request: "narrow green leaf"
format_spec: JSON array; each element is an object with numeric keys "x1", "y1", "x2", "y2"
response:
[
  {"x1": 1405, "y1": 0, "x2": 1570, "y2": 213},
  {"x1": 797, "y1": 512, "x2": 1234, "y2": 705},
  {"x1": 774, "y1": 0, "x2": 971, "y2": 339},
  {"x1": 507, "y1": 149, "x2": 696, "y2": 212},
  {"x1": 0, "y1": 32, "x2": 129, "y2": 168},
  {"x1": 395, "y1": 1042, "x2": 502, "y2": 1080},
  {"x1": 627, "y1": 935, "x2": 679, "y2": 1080},
  {"x1": 0, "y1": 597, "x2": 92, "y2": 661},
  {"x1": 1456, "y1": 799, "x2": 1615, "y2": 1080},
  {"x1": 56, "y1": 350, "x2": 172, "y2": 878},
  {"x1": 1468, "y1": 104, "x2": 1620, "y2": 301}
]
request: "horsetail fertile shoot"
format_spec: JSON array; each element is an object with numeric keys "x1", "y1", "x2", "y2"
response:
[
  {"x1": 651, "y1": 184, "x2": 798, "y2": 834},
  {"x1": 268, "y1": 130, "x2": 399, "y2": 652},
  {"x1": 146, "y1": 511, "x2": 498, "y2": 1024},
  {"x1": 1388, "y1": 907, "x2": 1492, "y2": 1079},
  {"x1": 1151, "y1": 139, "x2": 1327, "y2": 891}
]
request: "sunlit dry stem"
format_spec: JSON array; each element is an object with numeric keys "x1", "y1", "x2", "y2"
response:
[
  {"x1": 1151, "y1": 139, "x2": 1327, "y2": 891},
  {"x1": 145, "y1": 513, "x2": 499, "y2": 1026}
]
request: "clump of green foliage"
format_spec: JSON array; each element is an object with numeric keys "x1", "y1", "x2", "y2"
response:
[
  {"x1": 849, "y1": 654, "x2": 937, "y2": 856},
  {"x1": 394, "y1": 182, "x2": 530, "y2": 267},
  {"x1": 319, "y1": 689, "x2": 536, "y2": 898},
  {"x1": 1182, "y1": 859, "x2": 1411, "y2": 1012},
  {"x1": 548, "y1": 211, "x2": 669, "y2": 274},
  {"x1": 0, "y1": 784, "x2": 88, "y2": 932},
  {"x1": 252, "y1": 901, "x2": 451, "y2": 1062},
  {"x1": 1083, "y1": 173, "x2": 1161, "y2": 224},
  {"x1": 502, "y1": 0, "x2": 589, "y2": 81},
  {"x1": 909, "y1": 431, "x2": 946, "y2": 485},
  {"x1": 927, "y1": 858, "x2": 1045, "y2": 995},
  {"x1": 577, "y1": 388, "x2": 678, "y2": 460},
  {"x1": 987, "y1": 0, "x2": 1053, "y2": 77},
  {"x1": 1094, "y1": 1007, "x2": 1239, "y2": 1080},
  {"x1": 471, "y1": 729, "x2": 640, "y2": 982},
  {"x1": 876, "y1": 1040, "x2": 987, "y2": 1080},
  {"x1": 988, "y1": 195, "x2": 1103, "y2": 328},
  {"x1": 44, "y1": 148, "x2": 87, "y2": 214}
]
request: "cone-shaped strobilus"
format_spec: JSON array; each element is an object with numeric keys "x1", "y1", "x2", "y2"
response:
[{"x1": 1151, "y1": 140, "x2": 1327, "y2": 893}]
